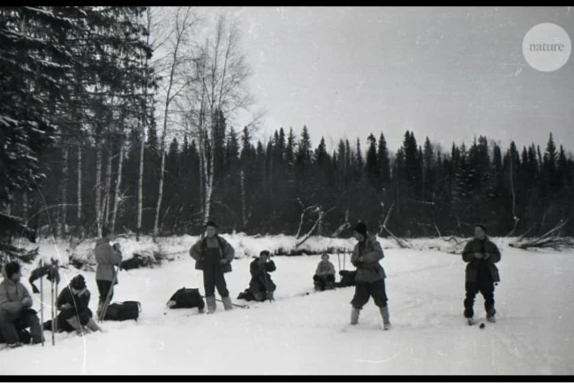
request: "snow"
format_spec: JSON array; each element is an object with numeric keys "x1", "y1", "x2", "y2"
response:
[{"x1": 2, "y1": 235, "x2": 574, "y2": 375}]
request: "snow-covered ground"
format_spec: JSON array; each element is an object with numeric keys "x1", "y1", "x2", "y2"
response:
[{"x1": 1, "y1": 236, "x2": 573, "y2": 375}]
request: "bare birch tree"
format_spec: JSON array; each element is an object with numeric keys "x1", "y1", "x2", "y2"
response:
[
  {"x1": 153, "y1": 6, "x2": 199, "y2": 240},
  {"x1": 181, "y1": 14, "x2": 253, "y2": 226}
]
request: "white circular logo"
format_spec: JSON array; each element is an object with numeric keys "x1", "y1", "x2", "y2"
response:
[{"x1": 522, "y1": 22, "x2": 571, "y2": 72}]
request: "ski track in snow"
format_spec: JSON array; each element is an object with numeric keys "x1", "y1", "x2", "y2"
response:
[{"x1": 1, "y1": 239, "x2": 573, "y2": 375}]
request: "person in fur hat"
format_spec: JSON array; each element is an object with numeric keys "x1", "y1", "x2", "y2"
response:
[
  {"x1": 55, "y1": 274, "x2": 102, "y2": 335},
  {"x1": 248, "y1": 251, "x2": 277, "y2": 302},
  {"x1": 349, "y1": 222, "x2": 391, "y2": 330},
  {"x1": 0, "y1": 262, "x2": 43, "y2": 348}
]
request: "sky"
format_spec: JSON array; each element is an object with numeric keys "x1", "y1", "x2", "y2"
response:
[{"x1": 207, "y1": 6, "x2": 574, "y2": 154}]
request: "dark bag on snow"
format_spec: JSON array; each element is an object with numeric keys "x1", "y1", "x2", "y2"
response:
[
  {"x1": 335, "y1": 270, "x2": 357, "y2": 287},
  {"x1": 104, "y1": 301, "x2": 141, "y2": 321},
  {"x1": 237, "y1": 288, "x2": 255, "y2": 302},
  {"x1": 167, "y1": 287, "x2": 205, "y2": 310}
]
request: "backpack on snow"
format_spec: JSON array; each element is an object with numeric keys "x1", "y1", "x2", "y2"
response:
[
  {"x1": 166, "y1": 287, "x2": 205, "y2": 310},
  {"x1": 104, "y1": 301, "x2": 141, "y2": 321}
]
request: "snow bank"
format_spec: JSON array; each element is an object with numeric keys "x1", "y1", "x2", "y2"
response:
[{"x1": 22, "y1": 234, "x2": 516, "y2": 271}]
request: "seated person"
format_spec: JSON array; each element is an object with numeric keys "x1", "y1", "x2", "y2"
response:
[
  {"x1": 248, "y1": 251, "x2": 276, "y2": 302},
  {"x1": 0, "y1": 262, "x2": 43, "y2": 348},
  {"x1": 54, "y1": 274, "x2": 101, "y2": 334},
  {"x1": 313, "y1": 253, "x2": 336, "y2": 291}
]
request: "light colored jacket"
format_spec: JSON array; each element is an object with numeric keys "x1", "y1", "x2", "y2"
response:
[
  {"x1": 0, "y1": 265, "x2": 33, "y2": 319},
  {"x1": 315, "y1": 260, "x2": 336, "y2": 276},
  {"x1": 94, "y1": 238, "x2": 122, "y2": 282},
  {"x1": 351, "y1": 236, "x2": 386, "y2": 283}
]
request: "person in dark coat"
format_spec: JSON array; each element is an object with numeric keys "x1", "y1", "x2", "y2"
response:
[
  {"x1": 189, "y1": 221, "x2": 235, "y2": 313},
  {"x1": 55, "y1": 275, "x2": 102, "y2": 334},
  {"x1": 349, "y1": 222, "x2": 391, "y2": 330},
  {"x1": 248, "y1": 251, "x2": 276, "y2": 302},
  {"x1": 461, "y1": 224, "x2": 501, "y2": 323},
  {"x1": 313, "y1": 253, "x2": 336, "y2": 291},
  {"x1": 94, "y1": 226, "x2": 122, "y2": 318},
  {"x1": 0, "y1": 262, "x2": 43, "y2": 348}
]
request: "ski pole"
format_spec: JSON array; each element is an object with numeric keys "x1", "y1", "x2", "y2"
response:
[
  {"x1": 50, "y1": 275, "x2": 55, "y2": 346},
  {"x1": 39, "y1": 259, "x2": 44, "y2": 347},
  {"x1": 99, "y1": 267, "x2": 118, "y2": 322},
  {"x1": 343, "y1": 252, "x2": 346, "y2": 270},
  {"x1": 54, "y1": 268, "x2": 58, "y2": 336},
  {"x1": 337, "y1": 252, "x2": 341, "y2": 272}
]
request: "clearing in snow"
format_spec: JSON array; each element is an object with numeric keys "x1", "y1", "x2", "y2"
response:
[{"x1": 1, "y1": 237, "x2": 573, "y2": 375}]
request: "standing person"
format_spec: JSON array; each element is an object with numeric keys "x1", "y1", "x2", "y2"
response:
[
  {"x1": 461, "y1": 224, "x2": 501, "y2": 324},
  {"x1": 248, "y1": 250, "x2": 277, "y2": 302},
  {"x1": 313, "y1": 253, "x2": 336, "y2": 291},
  {"x1": 349, "y1": 222, "x2": 391, "y2": 330},
  {"x1": 190, "y1": 221, "x2": 235, "y2": 313},
  {"x1": 0, "y1": 262, "x2": 43, "y2": 348},
  {"x1": 94, "y1": 226, "x2": 122, "y2": 319}
]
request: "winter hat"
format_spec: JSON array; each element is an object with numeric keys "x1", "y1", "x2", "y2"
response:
[
  {"x1": 5, "y1": 262, "x2": 20, "y2": 279},
  {"x1": 354, "y1": 222, "x2": 368, "y2": 238},
  {"x1": 475, "y1": 224, "x2": 487, "y2": 233},
  {"x1": 321, "y1": 253, "x2": 330, "y2": 260},
  {"x1": 70, "y1": 275, "x2": 86, "y2": 290},
  {"x1": 205, "y1": 221, "x2": 218, "y2": 229},
  {"x1": 259, "y1": 250, "x2": 271, "y2": 258}
]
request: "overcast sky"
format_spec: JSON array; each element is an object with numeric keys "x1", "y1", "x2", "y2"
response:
[{"x1": 212, "y1": 6, "x2": 574, "y2": 153}]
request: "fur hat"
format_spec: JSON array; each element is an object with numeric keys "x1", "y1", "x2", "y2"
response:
[
  {"x1": 321, "y1": 253, "x2": 330, "y2": 260},
  {"x1": 70, "y1": 275, "x2": 86, "y2": 290},
  {"x1": 5, "y1": 262, "x2": 20, "y2": 279},
  {"x1": 475, "y1": 224, "x2": 487, "y2": 233},
  {"x1": 354, "y1": 222, "x2": 368, "y2": 238},
  {"x1": 205, "y1": 221, "x2": 218, "y2": 229}
]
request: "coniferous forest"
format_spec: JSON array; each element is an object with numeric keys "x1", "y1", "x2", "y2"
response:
[{"x1": 1, "y1": 7, "x2": 574, "y2": 264}]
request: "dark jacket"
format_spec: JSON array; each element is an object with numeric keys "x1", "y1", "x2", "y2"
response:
[
  {"x1": 57, "y1": 286, "x2": 92, "y2": 324},
  {"x1": 249, "y1": 259, "x2": 276, "y2": 292},
  {"x1": 189, "y1": 235, "x2": 235, "y2": 273},
  {"x1": 351, "y1": 236, "x2": 386, "y2": 283},
  {"x1": 462, "y1": 238, "x2": 501, "y2": 283}
]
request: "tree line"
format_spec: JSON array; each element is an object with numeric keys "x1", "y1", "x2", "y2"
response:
[{"x1": 1, "y1": 7, "x2": 573, "y2": 266}]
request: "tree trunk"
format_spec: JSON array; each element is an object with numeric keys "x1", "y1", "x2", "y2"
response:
[
  {"x1": 103, "y1": 147, "x2": 113, "y2": 227},
  {"x1": 60, "y1": 146, "x2": 69, "y2": 238},
  {"x1": 77, "y1": 146, "x2": 82, "y2": 237},
  {"x1": 22, "y1": 192, "x2": 28, "y2": 222},
  {"x1": 137, "y1": 121, "x2": 145, "y2": 241},
  {"x1": 153, "y1": 149, "x2": 166, "y2": 239},
  {"x1": 111, "y1": 143, "x2": 124, "y2": 234},
  {"x1": 95, "y1": 147, "x2": 102, "y2": 237},
  {"x1": 240, "y1": 169, "x2": 247, "y2": 227}
]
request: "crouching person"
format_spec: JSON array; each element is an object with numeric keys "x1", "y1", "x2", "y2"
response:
[
  {"x1": 56, "y1": 275, "x2": 102, "y2": 335},
  {"x1": 0, "y1": 262, "x2": 43, "y2": 348},
  {"x1": 313, "y1": 253, "x2": 336, "y2": 291},
  {"x1": 249, "y1": 251, "x2": 276, "y2": 302}
]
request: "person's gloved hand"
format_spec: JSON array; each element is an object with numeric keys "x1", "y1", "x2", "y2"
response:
[
  {"x1": 483, "y1": 253, "x2": 491, "y2": 260},
  {"x1": 220, "y1": 259, "x2": 228, "y2": 265},
  {"x1": 473, "y1": 252, "x2": 483, "y2": 260},
  {"x1": 61, "y1": 303, "x2": 73, "y2": 310},
  {"x1": 22, "y1": 297, "x2": 33, "y2": 307}
]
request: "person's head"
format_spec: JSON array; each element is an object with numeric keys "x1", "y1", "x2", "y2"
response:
[
  {"x1": 205, "y1": 221, "x2": 218, "y2": 238},
  {"x1": 70, "y1": 274, "x2": 86, "y2": 294},
  {"x1": 101, "y1": 226, "x2": 112, "y2": 241},
  {"x1": 474, "y1": 224, "x2": 487, "y2": 240},
  {"x1": 4, "y1": 262, "x2": 21, "y2": 283},
  {"x1": 353, "y1": 222, "x2": 368, "y2": 242},
  {"x1": 259, "y1": 250, "x2": 271, "y2": 262},
  {"x1": 321, "y1": 253, "x2": 330, "y2": 262}
]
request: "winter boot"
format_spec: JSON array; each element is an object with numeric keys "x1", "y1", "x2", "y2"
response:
[
  {"x1": 266, "y1": 291, "x2": 275, "y2": 302},
  {"x1": 350, "y1": 308, "x2": 360, "y2": 325},
  {"x1": 486, "y1": 309, "x2": 496, "y2": 323},
  {"x1": 380, "y1": 306, "x2": 391, "y2": 330},
  {"x1": 86, "y1": 318, "x2": 103, "y2": 333},
  {"x1": 222, "y1": 296, "x2": 233, "y2": 311},
  {"x1": 206, "y1": 296, "x2": 217, "y2": 314},
  {"x1": 7, "y1": 342, "x2": 21, "y2": 349}
]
